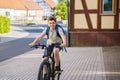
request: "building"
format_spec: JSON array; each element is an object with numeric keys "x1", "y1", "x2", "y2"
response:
[
  {"x1": 69, "y1": 0, "x2": 120, "y2": 46},
  {"x1": 0, "y1": 0, "x2": 43, "y2": 23}
]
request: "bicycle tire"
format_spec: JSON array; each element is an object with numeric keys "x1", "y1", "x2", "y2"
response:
[
  {"x1": 57, "y1": 73, "x2": 61, "y2": 80},
  {"x1": 37, "y1": 61, "x2": 51, "y2": 80},
  {"x1": 51, "y1": 60, "x2": 62, "y2": 80},
  {"x1": 48, "y1": 55, "x2": 55, "y2": 80},
  {"x1": 54, "y1": 73, "x2": 60, "y2": 80},
  {"x1": 54, "y1": 61, "x2": 62, "y2": 80}
]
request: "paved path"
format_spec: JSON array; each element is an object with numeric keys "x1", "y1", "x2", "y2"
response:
[{"x1": 0, "y1": 47, "x2": 107, "y2": 80}]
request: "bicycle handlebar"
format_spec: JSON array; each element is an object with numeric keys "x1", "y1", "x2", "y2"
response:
[
  {"x1": 29, "y1": 43, "x2": 46, "y2": 49},
  {"x1": 29, "y1": 43, "x2": 67, "y2": 53}
]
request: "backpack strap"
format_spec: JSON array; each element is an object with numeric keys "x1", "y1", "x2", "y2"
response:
[
  {"x1": 55, "y1": 25, "x2": 61, "y2": 38},
  {"x1": 46, "y1": 26, "x2": 50, "y2": 39},
  {"x1": 56, "y1": 24, "x2": 66, "y2": 37}
]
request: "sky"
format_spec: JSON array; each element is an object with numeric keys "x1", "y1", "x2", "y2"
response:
[{"x1": 54, "y1": 0, "x2": 58, "y2": 3}]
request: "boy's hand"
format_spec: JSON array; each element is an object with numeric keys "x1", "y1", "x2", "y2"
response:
[
  {"x1": 28, "y1": 42, "x2": 36, "y2": 47},
  {"x1": 60, "y1": 43, "x2": 66, "y2": 47}
]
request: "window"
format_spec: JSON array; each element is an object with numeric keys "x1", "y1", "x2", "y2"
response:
[
  {"x1": 5, "y1": 12, "x2": 10, "y2": 16},
  {"x1": 100, "y1": 0, "x2": 117, "y2": 15},
  {"x1": 103, "y1": 0, "x2": 113, "y2": 12}
]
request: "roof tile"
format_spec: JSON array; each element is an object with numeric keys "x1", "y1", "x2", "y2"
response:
[{"x1": 0, "y1": 0, "x2": 43, "y2": 10}]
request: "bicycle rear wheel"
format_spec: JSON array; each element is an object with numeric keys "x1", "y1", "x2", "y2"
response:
[{"x1": 37, "y1": 61, "x2": 51, "y2": 80}]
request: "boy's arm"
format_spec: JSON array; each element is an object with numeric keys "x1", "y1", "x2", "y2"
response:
[
  {"x1": 29, "y1": 30, "x2": 46, "y2": 46},
  {"x1": 58, "y1": 28, "x2": 66, "y2": 47},
  {"x1": 60, "y1": 34, "x2": 66, "y2": 47},
  {"x1": 33, "y1": 32, "x2": 45, "y2": 44}
]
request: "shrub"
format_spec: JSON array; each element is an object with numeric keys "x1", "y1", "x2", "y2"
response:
[
  {"x1": 0, "y1": 16, "x2": 10, "y2": 33},
  {"x1": 26, "y1": 22, "x2": 36, "y2": 26}
]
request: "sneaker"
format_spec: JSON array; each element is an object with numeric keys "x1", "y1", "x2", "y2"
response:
[
  {"x1": 55, "y1": 66, "x2": 63, "y2": 74},
  {"x1": 55, "y1": 70, "x2": 62, "y2": 74},
  {"x1": 55, "y1": 68, "x2": 63, "y2": 74}
]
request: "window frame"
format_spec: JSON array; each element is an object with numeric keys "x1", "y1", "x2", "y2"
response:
[{"x1": 100, "y1": 0, "x2": 117, "y2": 15}]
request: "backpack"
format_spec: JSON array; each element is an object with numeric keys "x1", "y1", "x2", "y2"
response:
[
  {"x1": 46, "y1": 24, "x2": 67, "y2": 53},
  {"x1": 46, "y1": 24, "x2": 66, "y2": 39}
]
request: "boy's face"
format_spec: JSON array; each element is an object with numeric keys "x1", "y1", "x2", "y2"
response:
[{"x1": 48, "y1": 20, "x2": 56, "y2": 29}]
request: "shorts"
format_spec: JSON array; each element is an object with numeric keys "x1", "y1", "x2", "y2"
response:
[{"x1": 43, "y1": 43, "x2": 62, "y2": 58}]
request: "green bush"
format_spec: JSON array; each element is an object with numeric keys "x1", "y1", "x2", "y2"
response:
[
  {"x1": 0, "y1": 16, "x2": 10, "y2": 33},
  {"x1": 26, "y1": 22, "x2": 36, "y2": 26}
]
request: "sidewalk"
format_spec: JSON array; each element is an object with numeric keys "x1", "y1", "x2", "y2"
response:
[
  {"x1": 0, "y1": 47, "x2": 106, "y2": 80},
  {"x1": 0, "y1": 26, "x2": 29, "y2": 43},
  {"x1": 0, "y1": 46, "x2": 120, "y2": 80}
]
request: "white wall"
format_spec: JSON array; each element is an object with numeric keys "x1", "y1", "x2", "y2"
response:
[
  {"x1": 0, "y1": 8, "x2": 44, "y2": 23},
  {"x1": 0, "y1": 8, "x2": 14, "y2": 19},
  {"x1": 0, "y1": 8, "x2": 27, "y2": 20},
  {"x1": 27, "y1": 10, "x2": 43, "y2": 21}
]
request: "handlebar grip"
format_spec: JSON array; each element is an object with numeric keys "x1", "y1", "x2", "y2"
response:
[
  {"x1": 28, "y1": 44, "x2": 34, "y2": 48},
  {"x1": 28, "y1": 43, "x2": 46, "y2": 49}
]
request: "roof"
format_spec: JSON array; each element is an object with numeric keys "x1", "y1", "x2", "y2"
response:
[
  {"x1": 0, "y1": 0, "x2": 43, "y2": 10},
  {"x1": 0, "y1": 0, "x2": 26, "y2": 10},
  {"x1": 44, "y1": 0, "x2": 57, "y2": 8},
  {"x1": 20, "y1": 0, "x2": 43, "y2": 10}
]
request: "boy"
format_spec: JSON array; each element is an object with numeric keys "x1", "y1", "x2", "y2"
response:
[{"x1": 29, "y1": 16, "x2": 66, "y2": 72}]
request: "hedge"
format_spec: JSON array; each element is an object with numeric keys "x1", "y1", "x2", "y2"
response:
[
  {"x1": 0, "y1": 16, "x2": 10, "y2": 33},
  {"x1": 26, "y1": 22, "x2": 36, "y2": 26}
]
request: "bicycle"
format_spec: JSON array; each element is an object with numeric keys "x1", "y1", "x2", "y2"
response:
[{"x1": 29, "y1": 43, "x2": 63, "y2": 80}]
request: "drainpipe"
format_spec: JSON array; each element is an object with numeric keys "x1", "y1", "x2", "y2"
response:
[{"x1": 67, "y1": 0, "x2": 70, "y2": 47}]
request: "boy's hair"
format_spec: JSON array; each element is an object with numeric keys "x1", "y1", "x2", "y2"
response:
[{"x1": 47, "y1": 16, "x2": 56, "y2": 22}]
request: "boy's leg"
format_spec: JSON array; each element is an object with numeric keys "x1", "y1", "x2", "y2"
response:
[
  {"x1": 53, "y1": 47, "x2": 62, "y2": 72},
  {"x1": 42, "y1": 48, "x2": 48, "y2": 75},
  {"x1": 54, "y1": 43, "x2": 62, "y2": 71},
  {"x1": 53, "y1": 48, "x2": 60, "y2": 68}
]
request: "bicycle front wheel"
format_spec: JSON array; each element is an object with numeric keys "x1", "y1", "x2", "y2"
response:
[{"x1": 37, "y1": 61, "x2": 51, "y2": 80}]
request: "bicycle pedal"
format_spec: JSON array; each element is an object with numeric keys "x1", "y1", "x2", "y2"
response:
[{"x1": 55, "y1": 70, "x2": 63, "y2": 75}]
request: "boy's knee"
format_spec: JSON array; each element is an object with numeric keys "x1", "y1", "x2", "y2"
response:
[{"x1": 53, "y1": 48, "x2": 59, "y2": 54}]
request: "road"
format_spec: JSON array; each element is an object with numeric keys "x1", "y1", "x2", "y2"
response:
[{"x1": 0, "y1": 24, "x2": 46, "y2": 62}]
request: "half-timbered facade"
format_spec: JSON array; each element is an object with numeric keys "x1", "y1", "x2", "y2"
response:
[{"x1": 69, "y1": 0, "x2": 120, "y2": 46}]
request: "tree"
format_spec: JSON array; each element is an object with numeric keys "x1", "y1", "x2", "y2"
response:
[
  {"x1": 58, "y1": 0, "x2": 70, "y2": 7},
  {"x1": 54, "y1": 1, "x2": 69, "y2": 20}
]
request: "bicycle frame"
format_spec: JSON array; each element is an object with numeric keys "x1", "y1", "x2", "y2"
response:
[{"x1": 31, "y1": 43, "x2": 61, "y2": 80}]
